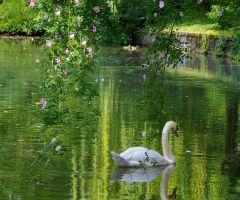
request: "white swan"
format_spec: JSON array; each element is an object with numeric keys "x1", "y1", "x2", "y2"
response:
[{"x1": 111, "y1": 121, "x2": 179, "y2": 167}]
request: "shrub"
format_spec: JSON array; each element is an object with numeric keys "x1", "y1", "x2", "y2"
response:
[
  {"x1": 230, "y1": 31, "x2": 240, "y2": 61},
  {"x1": 214, "y1": 35, "x2": 228, "y2": 56},
  {"x1": 207, "y1": 4, "x2": 240, "y2": 29},
  {"x1": 0, "y1": 0, "x2": 38, "y2": 35}
]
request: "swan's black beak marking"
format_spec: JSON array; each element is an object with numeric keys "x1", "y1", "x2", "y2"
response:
[{"x1": 175, "y1": 125, "x2": 179, "y2": 137}]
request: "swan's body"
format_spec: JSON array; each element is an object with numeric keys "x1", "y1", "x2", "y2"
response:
[{"x1": 111, "y1": 121, "x2": 179, "y2": 167}]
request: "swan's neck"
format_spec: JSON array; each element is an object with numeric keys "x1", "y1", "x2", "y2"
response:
[{"x1": 162, "y1": 125, "x2": 176, "y2": 163}]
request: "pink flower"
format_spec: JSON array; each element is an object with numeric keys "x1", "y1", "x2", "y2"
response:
[
  {"x1": 152, "y1": 35, "x2": 156, "y2": 42},
  {"x1": 87, "y1": 46, "x2": 92, "y2": 54},
  {"x1": 30, "y1": 0, "x2": 35, "y2": 6},
  {"x1": 78, "y1": 15, "x2": 81, "y2": 21},
  {"x1": 55, "y1": 9, "x2": 61, "y2": 15},
  {"x1": 55, "y1": 57, "x2": 60, "y2": 64},
  {"x1": 142, "y1": 132, "x2": 146, "y2": 137},
  {"x1": 90, "y1": 56, "x2": 93, "y2": 59},
  {"x1": 46, "y1": 40, "x2": 52, "y2": 47},
  {"x1": 64, "y1": 70, "x2": 67, "y2": 76},
  {"x1": 42, "y1": 100, "x2": 47, "y2": 109},
  {"x1": 217, "y1": 10, "x2": 222, "y2": 17},
  {"x1": 92, "y1": 26, "x2": 96, "y2": 32},
  {"x1": 75, "y1": 0, "x2": 79, "y2": 4},
  {"x1": 95, "y1": 20, "x2": 99, "y2": 24},
  {"x1": 65, "y1": 48, "x2": 69, "y2": 54},
  {"x1": 55, "y1": 146, "x2": 61, "y2": 151},
  {"x1": 77, "y1": 22, "x2": 80, "y2": 27},
  {"x1": 51, "y1": 138, "x2": 56, "y2": 143},
  {"x1": 143, "y1": 74, "x2": 146, "y2": 80},
  {"x1": 69, "y1": 32, "x2": 75, "y2": 38},
  {"x1": 58, "y1": 35, "x2": 62, "y2": 40},
  {"x1": 94, "y1": 6, "x2": 100, "y2": 13},
  {"x1": 81, "y1": 39, "x2": 86, "y2": 45},
  {"x1": 48, "y1": 17, "x2": 51, "y2": 22},
  {"x1": 159, "y1": 1, "x2": 164, "y2": 8},
  {"x1": 40, "y1": 98, "x2": 44, "y2": 104},
  {"x1": 106, "y1": 1, "x2": 111, "y2": 7}
]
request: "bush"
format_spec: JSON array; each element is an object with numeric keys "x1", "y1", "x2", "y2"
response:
[
  {"x1": 0, "y1": 0, "x2": 38, "y2": 35},
  {"x1": 230, "y1": 31, "x2": 240, "y2": 61},
  {"x1": 214, "y1": 35, "x2": 228, "y2": 56},
  {"x1": 207, "y1": 4, "x2": 240, "y2": 29}
]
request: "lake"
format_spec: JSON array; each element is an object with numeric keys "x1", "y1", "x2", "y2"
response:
[{"x1": 0, "y1": 39, "x2": 240, "y2": 200}]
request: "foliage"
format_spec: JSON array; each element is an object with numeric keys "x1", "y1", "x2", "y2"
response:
[
  {"x1": 137, "y1": 0, "x2": 192, "y2": 143},
  {"x1": 207, "y1": 3, "x2": 240, "y2": 29},
  {"x1": 0, "y1": 0, "x2": 38, "y2": 35},
  {"x1": 198, "y1": 34, "x2": 209, "y2": 53},
  {"x1": 116, "y1": 0, "x2": 148, "y2": 44},
  {"x1": 214, "y1": 35, "x2": 228, "y2": 56},
  {"x1": 30, "y1": 0, "x2": 113, "y2": 166},
  {"x1": 230, "y1": 30, "x2": 240, "y2": 61}
]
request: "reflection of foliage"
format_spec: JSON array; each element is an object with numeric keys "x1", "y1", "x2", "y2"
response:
[{"x1": 214, "y1": 35, "x2": 227, "y2": 56}]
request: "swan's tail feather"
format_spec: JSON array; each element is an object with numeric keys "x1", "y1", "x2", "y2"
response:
[{"x1": 111, "y1": 151, "x2": 129, "y2": 166}]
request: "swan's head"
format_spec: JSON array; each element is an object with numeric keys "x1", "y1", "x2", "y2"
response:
[{"x1": 168, "y1": 121, "x2": 179, "y2": 137}]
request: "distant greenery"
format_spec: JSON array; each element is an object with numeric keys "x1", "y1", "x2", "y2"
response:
[
  {"x1": 214, "y1": 35, "x2": 228, "y2": 56},
  {"x1": 0, "y1": 0, "x2": 39, "y2": 35},
  {"x1": 207, "y1": 3, "x2": 240, "y2": 29},
  {"x1": 230, "y1": 31, "x2": 240, "y2": 61},
  {"x1": 115, "y1": 0, "x2": 148, "y2": 44}
]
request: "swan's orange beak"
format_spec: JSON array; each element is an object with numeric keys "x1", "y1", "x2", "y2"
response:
[{"x1": 174, "y1": 130, "x2": 179, "y2": 137}]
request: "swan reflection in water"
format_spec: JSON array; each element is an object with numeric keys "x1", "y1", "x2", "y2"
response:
[{"x1": 110, "y1": 164, "x2": 177, "y2": 200}]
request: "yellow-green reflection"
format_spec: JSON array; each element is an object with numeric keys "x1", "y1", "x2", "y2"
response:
[{"x1": 69, "y1": 52, "x2": 240, "y2": 199}]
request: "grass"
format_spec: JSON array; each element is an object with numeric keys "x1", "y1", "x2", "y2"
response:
[{"x1": 171, "y1": 11, "x2": 233, "y2": 36}]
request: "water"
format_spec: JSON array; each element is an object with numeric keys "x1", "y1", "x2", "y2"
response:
[{"x1": 0, "y1": 40, "x2": 240, "y2": 200}]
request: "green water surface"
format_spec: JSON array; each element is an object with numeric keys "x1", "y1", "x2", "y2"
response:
[{"x1": 0, "y1": 40, "x2": 240, "y2": 200}]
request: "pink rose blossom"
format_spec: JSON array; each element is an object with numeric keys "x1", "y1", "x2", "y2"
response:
[
  {"x1": 46, "y1": 40, "x2": 52, "y2": 47},
  {"x1": 94, "y1": 6, "x2": 100, "y2": 13},
  {"x1": 55, "y1": 146, "x2": 61, "y2": 151},
  {"x1": 81, "y1": 39, "x2": 86, "y2": 45},
  {"x1": 30, "y1": 0, "x2": 35, "y2": 6},
  {"x1": 159, "y1": 1, "x2": 164, "y2": 8},
  {"x1": 217, "y1": 10, "x2": 222, "y2": 17}
]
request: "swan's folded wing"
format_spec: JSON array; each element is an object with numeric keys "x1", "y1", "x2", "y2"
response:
[{"x1": 120, "y1": 147, "x2": 149, "y2": 160}]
